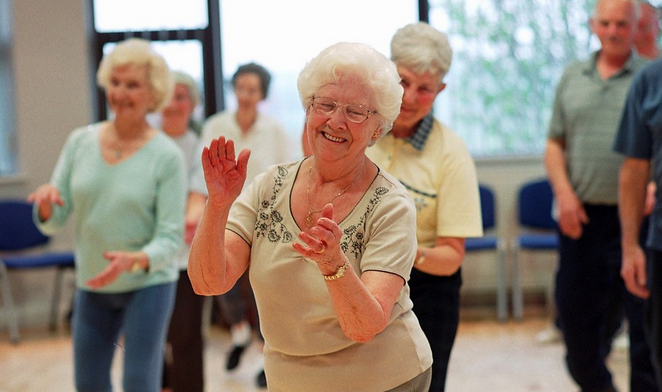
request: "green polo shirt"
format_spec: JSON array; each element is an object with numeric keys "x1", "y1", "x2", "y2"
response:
[{"x1": 547, "y1": 51, "x2": 648, "y2": 204}]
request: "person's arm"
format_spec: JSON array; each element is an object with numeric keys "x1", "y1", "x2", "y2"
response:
[
  {"x1": 292, "y1": 197, "x2": 415, "y2": 343},
  {"x1": 619, "y1": 157, "x2": 651, "y2": 299},
  {"x1": 184, "y1": 191, "x2": 207, "y2": 245},
  {"x1": 188, "y1": 137, "x2": 252, "y2": 295},
  {"x1": 413, "y1": 237, "x2": 465, "y2": 276},
  {"x1": 28, "y1": 184, "x2": 64, "y2": 222},
  {"x1": 28, "y1": 127, "x2": 84, "y2": 231},
  {"x1": 544, "y1": 138, "x2": 588, "y2": 239}
]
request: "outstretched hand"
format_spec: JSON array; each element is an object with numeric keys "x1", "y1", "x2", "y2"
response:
[
  {"x1": 202, "y1": 137, "x2": 251, "y2": 208},
  {"x1": 27, "y1": 183, "x2": 64, "y2": 222},
  {"x1": 86, "y1": 250, "x2": 139, "y2": 289}
]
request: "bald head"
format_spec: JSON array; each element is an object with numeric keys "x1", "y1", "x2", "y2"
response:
[{"x1": 591, "y1": 0, "x2": 639, "y2": 58}]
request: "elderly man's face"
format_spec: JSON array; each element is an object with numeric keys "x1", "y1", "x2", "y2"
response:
[
  {"x1": 394, "y1": 65, "x2": 444, "y2": 131},
  {"x1": 635, "y1": 3, "x2": 661, "y2": 57},
  {"x1": 590, "y1": 0, "x2": 637, "y2": 58}
]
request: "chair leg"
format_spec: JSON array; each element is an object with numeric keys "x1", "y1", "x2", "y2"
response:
[
  {"x1": 0, "y1": 264, "x2": 20, "y2": 343},
  {"x1": 496, "y1": 242, "x2": 508, "y2": 322},
  {"x1": 512, "y1": 244, "x2": 524, "y2": 321},
  {"x1": 49, "y1": 266, "x2": 67, "y2": 332}
]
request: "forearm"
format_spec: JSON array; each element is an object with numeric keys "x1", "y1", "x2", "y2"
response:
[
  {"x1": 325, "y1": 267, "x2": 400, "y2": 342},
  {"x1": 619, "y1": 158, "x2": 650, "y2": 249},
  {"x1": 544, "y1": 139, "x2": 573, "y2": 199},
  {"x1": 186, "y1": 192, "x2": 207, "y2": 224},
  {"x1": 188, "y1": 202, "x2": 233, "y2": 295},
  {"x1": 413, "y1": 238, "x2": 465, "y2": 276}
]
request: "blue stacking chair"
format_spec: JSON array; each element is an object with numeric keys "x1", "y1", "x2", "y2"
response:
[
  {"x1": 510, "y1": 179, "x2": 559, "y2": 320},
  {"x1": 465, "y1": 185, "x2": 508, "y2": 321},
  {"x1": 0, "y1": 199, "x2": 75, "y2": 343}
]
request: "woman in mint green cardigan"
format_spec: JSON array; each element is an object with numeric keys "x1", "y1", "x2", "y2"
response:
[{"x1": 28, "y1": 38, "x2": 186, "y2": 392}]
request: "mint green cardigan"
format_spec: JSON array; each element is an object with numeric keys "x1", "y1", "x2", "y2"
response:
[{"x1": 36, "y1": 123, "x2": 186, "y2": 293}]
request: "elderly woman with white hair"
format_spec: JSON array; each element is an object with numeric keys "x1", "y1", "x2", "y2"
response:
[
  {"x1": 188, "y1": 42, "x2": 433, "y2": 392},
  {"x1": 365, "y1": 22, "x2": 483, "y2": 392},
  {"x1": 28, "y1": 38, "x2": 186, "y2": 392},
  {"x1": 160, "y1": 70, "x2": 208, "y2": 392}
]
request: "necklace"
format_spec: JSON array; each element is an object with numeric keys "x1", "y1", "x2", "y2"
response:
[{"x1": 305, "y1": 164, "x2": 364, "y2": 227}]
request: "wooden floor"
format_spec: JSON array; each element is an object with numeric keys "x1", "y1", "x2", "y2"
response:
[{"x1": 0, "y1": 315, "x2": 629, "y2": 392}]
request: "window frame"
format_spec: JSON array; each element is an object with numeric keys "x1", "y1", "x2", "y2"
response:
[{"x1": 89, "y1": 0, "x2": 223, "y2": 121}]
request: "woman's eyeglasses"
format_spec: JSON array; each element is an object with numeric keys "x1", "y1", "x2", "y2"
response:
[{"x1": 311, "y1": 96, "x2": 376, "y2": 124}]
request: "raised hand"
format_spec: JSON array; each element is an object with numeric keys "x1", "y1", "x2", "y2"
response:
[{"x1": 201, "y1": 137, "x2": 251, "y2": 208}]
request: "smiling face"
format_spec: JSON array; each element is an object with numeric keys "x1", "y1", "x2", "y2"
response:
[
  {"x1": 392, "y1": 65, "x2": 444, "y2": 136},
  {"x1": 106, "y1": 63, "x2": 155, "y2": 121},
  {"x1": 305, "y1": 77, "x2": 381, "y2": 165}
]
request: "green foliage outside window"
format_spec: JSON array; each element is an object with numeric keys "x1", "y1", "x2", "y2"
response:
[{"x1": 430, "y1": 0, "x2": 596, "y2": 157}]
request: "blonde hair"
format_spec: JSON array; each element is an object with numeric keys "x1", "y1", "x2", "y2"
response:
[{"x1": 96, "y1": 38, "x2": 173, "y2": 112}]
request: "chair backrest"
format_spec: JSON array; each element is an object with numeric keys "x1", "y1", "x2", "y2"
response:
[
  {"x1": 0, "y1": 199, "x2": 50, "y2": 251},
  {"x1": 518, "y1": 179, "x2": 556, "y2": 230},
  {"x1": 479, "y1": 184, "x2": 496, "y2": 230}
]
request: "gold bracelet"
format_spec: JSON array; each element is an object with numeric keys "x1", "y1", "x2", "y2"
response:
[{"x1": 323, "y1": 257, "x2": 350, "y2": 281}]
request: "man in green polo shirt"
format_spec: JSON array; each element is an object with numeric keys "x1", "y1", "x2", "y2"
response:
[{"x1": 544, "y1": 0, "x2": 658, "y2": 391}]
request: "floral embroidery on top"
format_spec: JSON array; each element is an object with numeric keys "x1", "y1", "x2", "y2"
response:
[
  {"x1": 253, "y1": 166, "x2": 390, "y2": 255},
  {"x1": 255, "y1": 165, "x2": 294, "y2": 244},
  {"x1": 341, "y1": 186, "x2": 389, "y2": 260}
]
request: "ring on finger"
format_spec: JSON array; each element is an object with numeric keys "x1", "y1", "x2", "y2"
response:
[{"x1": 315, "y1": 243, "x2": 326, "y2": 254}]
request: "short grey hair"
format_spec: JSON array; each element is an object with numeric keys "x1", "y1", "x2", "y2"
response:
[
  {"x1": 391, "y1": 22, "x2": 453, "y2": 83},
  {"x1": 297, "y1": 42, "x2": 403, "y2": 132},
  {"x1": 172, "y1": 70, "x2": 201, "y2": 106},
  {"x1": 96, "y1": 38, "x2": 173, "y2": 113}
]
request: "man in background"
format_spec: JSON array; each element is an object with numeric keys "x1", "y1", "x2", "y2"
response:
[
  {"x1": 544, "y1": 0, "x2": 658, "y2": 391},
  {"x1": 635, "y1": 1, "x2": 661, "y2": 59}
]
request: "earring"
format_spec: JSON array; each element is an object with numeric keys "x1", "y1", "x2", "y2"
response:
[{"x1": 372, "y1": 131, "x2": 379, "y2": 139}]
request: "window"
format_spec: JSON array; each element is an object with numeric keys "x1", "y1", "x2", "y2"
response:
[
  {"x1": 91, "y1": 0, "x2": 218, "y2": 123},
  {"x1": 93, "y1": 0, "x2": 208, "y2": 32},
  {"x1": 0, "y1": 0, "x2": 16, "y2": 175},
  {"x1": 430, "y1": 0, "x2": 599, "y2": 157},
  {"x1": 89, "y1": 0, "x2": 656, "y2": 158}
]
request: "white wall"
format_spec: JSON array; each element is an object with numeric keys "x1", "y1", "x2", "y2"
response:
[
  {"x1": 0, "y1": 0, "x2": 90, "y2": 329},
  {"x1": 0, "y1": 0, "x2": 555, "y2": 330}
]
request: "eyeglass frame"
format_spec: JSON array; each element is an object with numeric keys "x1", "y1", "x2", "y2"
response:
[{"x1": 310, "y1": 96, "x2": 377, "y2": 124}]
